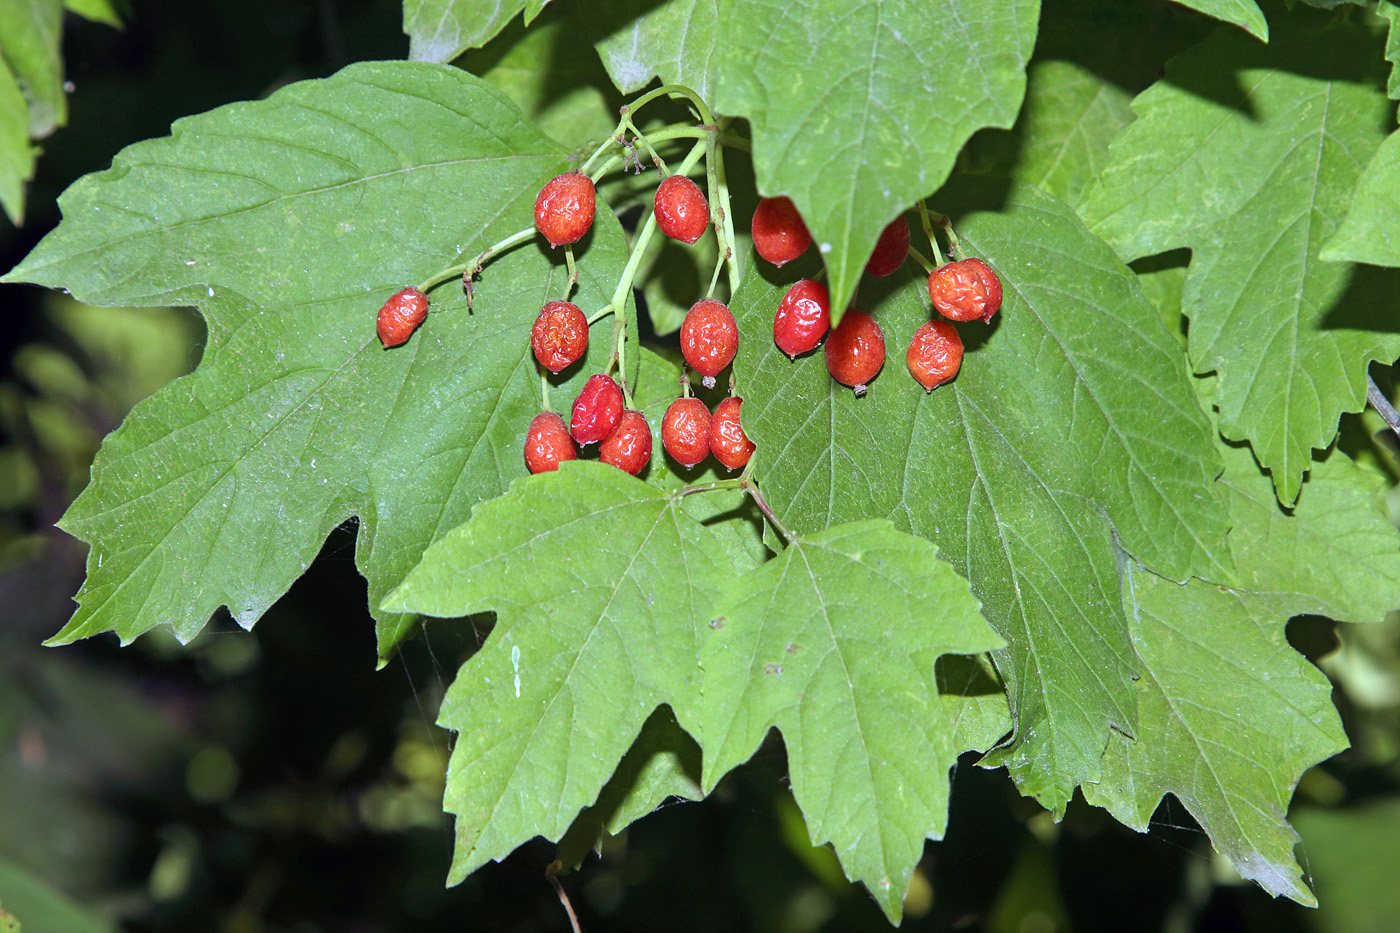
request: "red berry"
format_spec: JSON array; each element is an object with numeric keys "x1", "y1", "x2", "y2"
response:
[
  {"x1": 906, "y1": 321, "x2": 963, "y2": 391},
  {"x1": 570, "y1": 374, "x2": 624, "y2": 445},
  {"x1": 524, "y1": 412, "x2": 578, "y2": 474},
  {"x1": 661, "y1": 397, "x2": 712, "y2": 468},
  {"x1": 535, "y1": 171, "x2": 596, "y2": 248},
  {"x1": 600, "y1": 410, "x2": 652, "y2": 475},
  {"x1": 710, "y1": 397, "x2": 755, "y2": 471},
  {"x1": 928, "y1": 260, "x2": 998, "y2": 322},
  {"x1": 531, "y1": 300, "x2": 588, "y2": 373},
  {"x1": 680, "y1": 299, "x2": 738, "y2": 388},
  {"x1": 865, "y1": 216, "x2": 910, "y2": 278},
  {"x1": 824, "y1": 309, "x2": 885, "y2": 396},
  {"x1": 654, "y1": 175, "x2": 709, "y2": 245},
  {"x1": 377, "y1": 287, "x2": 429, "y2": 347},
  {"x1": 961, "y1": 258, "x2": 1003, "y2": 322},
  {"x1": 773, "y1": 278, "x2": 831, "y2": 358},
  {"x1": 751, "y1": 196, "x2": 811, "y2": 267}
]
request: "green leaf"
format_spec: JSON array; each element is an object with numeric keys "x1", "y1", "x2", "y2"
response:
[
  {"x1": 1321, "y1": 129, "x2": 1400, "y2": 267},
  {"x1": 3, "y1": 62, "x2": 637, "y2": 659},
  {"x1": 0, "y1": 856, "x2": 114, "y2": 933},
  {"x1": 1082, "y1": 427, "x2": 1400, "y2": 904},
  {"x1": 733, "y1": 178, "x2": 1230, "y2": 812},
  {"x1": 1168, "y1": 0, "x2": 1267, "y2": 40},
  {"x1": 1294, "y1": 798, "x2": 1400, "y2": 933},
  {"x1": 0, "y1": 54, "x2": 35, "y2": 225},
  {"x1": 404, "y1": 0, "x2": 552, "y2": 63},
  {"x1": 1079, "y1": 16, "x2": 1400, "y2": 505},
  {"x1": 384, "y1": 463, "x2": 760, "y2": 883},
  {"x1": 694, "y1": 520, "x2": 1003, "y2": 922},
  {"x1": 1384, "y1": 0, "x2": 1400, "y2": 99},
  {"x1": 587, "y1": 0, "x2": 719, "y2": 102},
  {"x1": 63, "y1": 0, "x2": 122, "y2": 28},
  {"x1": 0, "y1": 0, "x2": 65, "y2": 137}
]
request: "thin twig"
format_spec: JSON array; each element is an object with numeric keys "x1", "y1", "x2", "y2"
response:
[
  {"x1": 546, "y1": 861, "x2": 582, "y2": 933},
  {"x1": 1368, "y1": 374, "x2": 1400, "y2": 440}
]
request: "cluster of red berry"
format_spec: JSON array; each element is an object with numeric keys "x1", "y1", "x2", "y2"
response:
[{"x1": 754, "y1": 196, "x2": 1003, "y2": 396}]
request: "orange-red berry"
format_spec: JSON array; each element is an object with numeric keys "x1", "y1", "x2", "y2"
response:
[
  {"x1": 524, "y1": 412, "x2": 577, "y2": 474},
  {"x1": 661, "y1": 397, "x2": 712, "y2": 468},
  {"x1": 929, "y1": 260, "x2": 1001, "y2": 322},
  {"x1": 600, "y1": 410, "x2": 652, "y2": 475},
  {"x1": 825, "y1": 309, "x2": 885, "y2": 396},
  {"x1": 773, "y1": 278, "x2": 830, "y2": 358},
  {"x1": 535, "y1": 171, "x2": 596, "y2": 248},
  {"x1": 752, "y1": 196, "x2": 811, "y2": 267},
  {"x1": 961, "y1": 258, "x2": 1003, "y2": 322},
  {"x1": 865, "y1": 216, "x2": 910, "y2": 278},
  {"x1": 654, "y1": 175, "x2": 709, "y2": 245},
  {"x1": 376, "y1": 287, "x2": 429, "y2": 347},
  {"x1": 531, "y1": 300, "x2": 588, "y2": 373},
  {"x1": 710, "y1": 396, "x2": 755, "y2": 471},
  {"x1": 680, "y1": 299, "x2": 738, "y2": 388},
  {"x1": 906, "y1": 321, "x2": 963, "y2": 391},
  {"x1": 570, "y1": 374, "x2": 624, "y2": 446}
]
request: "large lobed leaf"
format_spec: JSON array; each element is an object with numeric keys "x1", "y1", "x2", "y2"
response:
[
  {"x1": 3, "y1": 62, "x2": 637, "y2": 659},
  {"x1": 404, "y1": 0, "x2": 553, "y2": 63},
  {"x1": 1078, "y1": 12, "x2": 1400, "y2": 505},
  {"x1": 731, "y1": 178, "x2": 1230, "y2": 813}
]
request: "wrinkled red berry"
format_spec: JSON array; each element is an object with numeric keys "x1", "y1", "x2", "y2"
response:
[
  {"x1": 570, "y1": 374, "x2": 624, "y2": 445},
  {"x1": 752, "y1": 196, "x2": 811, "y2": 267},
  {"x1": 600, "y1": 409, "x2": 652, "y2": 475},
  {"x1": 710, "y1": 396, "x2": 755, "y2": 471},
  {"x1": 377, "y1": 287, "x2": 429, "y2": 347},
  {"x1": 531, "y1": 300, "x2": 588, "y2": 373},
  {"x1": 825, "y1": 309, "x2": 885, "y2": 396},
  {"x1": 865, "y1": 216, "x2": 910, "y2": 278},
  {"x1": 929, "y1": 260, "x2": 1000, "y2": 322},
  {"x1": 654, "y1": 174, "x2": 709, "y2": 245},
  {"x1": 661, "y1": 397, "x2": 712, "y2": 468},
  {"x1": 773, "y1": 279, "x2": 830, "y2": 358},
  {"x1": 535, "y1": 171, "x2": 596, "y2": 248},
  {"x1": 524, "y1": 412, "x2": 577, "y2": 474},
  {"x1": 680, "y1": 299, "x2": 738, "y2": 388},
  {"x1": 960, "y1": 258, "x2": 1003, "y2": 322},
  {"x1": 906, "y1": 321, "x2": 963, "y2": 391}
]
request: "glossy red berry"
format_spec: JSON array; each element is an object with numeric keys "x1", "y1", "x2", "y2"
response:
[
  {"x1": 929, "y1": 260, "x2": 1001, "y2": 322},
  {"x1": 906, "y1": 321, "x2": 963, "y2": 391},
  {"x1": 661, "y1": 397, "x2": 712, "y2": 468},
  {"x1": 524, "y1": 412, "x2": 577, "y2": 474},
  {"x1": 751, "y1": 196, "x2": 811, "y2": 267},
  {"x1": 710, "y1": 397, "x2": 755, "y2": 471},
  {"x1": 865, "y1": 216, "x2": 910, "y2": 278},
  {"x1": 531, "y1": 300, "x2": 588, "y2": 373},
  {"x1": 825, "y1": 309, "x2": 885, "y2": 396},
  {"x1": 600, "y1": 410, "x2": 652, "y2": 475},
  {"x1": 570, "y1": 374, "x2": 624, "y2": 445},
  {"x1": 961, "y1": 258, "x2": 1003, "y2": 322},
  {"x1": 680, "y1": 299, "x2": 738, "y2": 388},
  {"x1": 535, "y1": 171, "x2": 596, "y2": 248},
  {"x1": 773, "y1": 278, "x2": 831, "y2": 358},
  {"x1": 654, "y1": 175, "x2": 709, "y2": 245},
  {"x1": 377, "y1": 287, "x2": 430, "y2": 348}
]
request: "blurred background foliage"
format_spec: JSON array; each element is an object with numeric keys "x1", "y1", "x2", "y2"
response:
[{"x1": 3, "y1": 1, "x2": 1400, "y2": 930}]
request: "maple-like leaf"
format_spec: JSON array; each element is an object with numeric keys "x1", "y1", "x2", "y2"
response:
[
  {"x1": 404, "y1": 0, "x2": 553, "y2": 63},
  {"x1": 732, "y1": 178, "x2": 1230, "y2": 813},
  {"x1": 1078, "y1": 12, "x2": 1400, "y2": 505},
  {"x1": 3, "y1": 62, "x2": 638, "y2": 659},
  {"x1": 694, "y1": 519, "x2": 1004, "y2": 922}
]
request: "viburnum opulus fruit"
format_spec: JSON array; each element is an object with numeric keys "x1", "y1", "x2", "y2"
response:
[
  {"x1": 865, "y1": 216, "x2": 910, "y2": 278},
  {"x1": 773, "y1": 278, "x2": 830, "y2": 358},
  {"x1": 928, "y1": 258, "x2": 1003, "y2": 323},
  {"x1": 710, "y1": 396, "x2": 755, "y2": 471},
  {"x1": 906, "y1": 320, "x2": 963, "y2": 391},
  {"x1": 661, "y1": 397, "x2": 712, "y2": 468},
  {"x1": 570, "y1": 374, "x2": 624, "y2": 445},
  {"x1": 534, "y1": 171, "x2": 596, "y2": 248},
  {"x1": 376, "y1": 287, "x2": 429, "y2": 347},
  {"x1": 654, "y1": 174, "x2": 709, "y2": 244},
  {"x1": 680, "y1": 299, "x2": 738, "y2": 388},
  {"x1": 531, "y1": 300, "x2": 588, "y2": 373},
  {"x1": 524, "y1": 412, "x2": 577, "y2": 474},
  {"x1": 600, "y1": 410, "x2": 652, "y2": 475},
  {"x1": 824, "y1": 309, "x2": 885, "y2": 396},
  {"x1": 751, "y1": 196, "x2": 811, "y2": 267}
]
